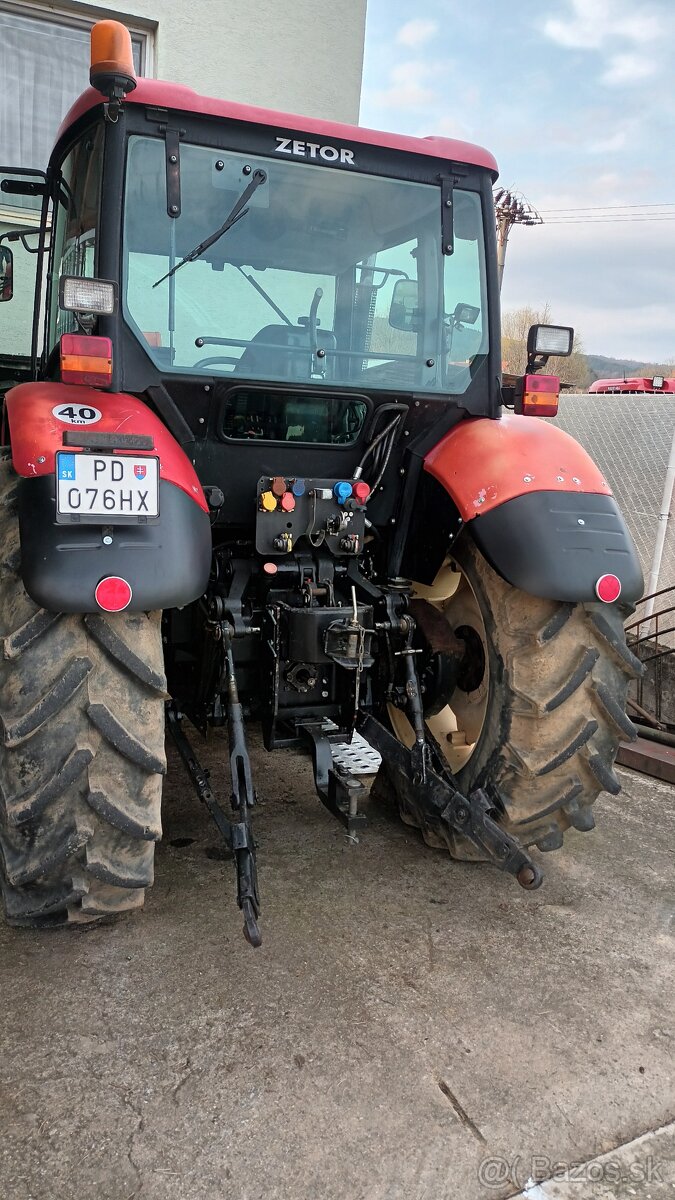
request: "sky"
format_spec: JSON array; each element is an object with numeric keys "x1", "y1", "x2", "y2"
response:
[{"x1": 360, "y1": 0, "x2": 675, "y2": 363}]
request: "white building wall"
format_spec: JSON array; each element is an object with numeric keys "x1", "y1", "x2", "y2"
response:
[
  {"x1": 84, "y1": 0, "x2": 366, "y2": 123},
  {"x1": 0, "y1": 0, "x2": 367, "y2": 356}
]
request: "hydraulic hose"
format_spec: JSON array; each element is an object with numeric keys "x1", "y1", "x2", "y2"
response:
[{"x1": 354, "y1": 404, "x2": 407, "y2": 479}]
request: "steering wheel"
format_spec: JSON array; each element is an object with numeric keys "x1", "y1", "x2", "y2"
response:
[{"x1": 193, "y1": 355, "x2": 239, "y2": 369}]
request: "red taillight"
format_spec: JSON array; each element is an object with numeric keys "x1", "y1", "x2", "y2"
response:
[
  {"x1": 519, "y1": 373, "x2": 559, "y2": 417},
  {"x1": 60, "y1": 334, "x2": 113, "y2": 388},
  {"x1": 595, "y1": 574, "x2": 621, "y2": 604},
  {"x1": 95, "y1": 576, "x2": 132, "y2": 611}
]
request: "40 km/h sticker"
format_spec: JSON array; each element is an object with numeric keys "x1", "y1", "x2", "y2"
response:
[{"x1": 52, "y1": 403, "x2": 102, "y2": 426}]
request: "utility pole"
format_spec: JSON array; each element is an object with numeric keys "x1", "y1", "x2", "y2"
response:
[{"x1": 494, "y1": 188, "x2": 542, "y2": 291}]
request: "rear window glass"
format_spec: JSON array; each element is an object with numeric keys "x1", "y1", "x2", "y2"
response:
[{"x1": 220, "y1": 389, "x2": 367, "y2": 444}]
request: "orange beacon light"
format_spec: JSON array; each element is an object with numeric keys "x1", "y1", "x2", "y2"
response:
[{"x1": 90, "y1": 20, "x2": 137, "y2": 101}]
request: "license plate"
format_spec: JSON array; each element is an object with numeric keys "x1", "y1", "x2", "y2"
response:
[{"x1": 56, "y1": 452, "x2": 159, "y2": 522}]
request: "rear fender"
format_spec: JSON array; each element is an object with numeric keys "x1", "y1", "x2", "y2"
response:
[
  {"x1": 6, "y1": 382, "x2": 212, "y2": 612},
  {"x1": 423, "y1": 413, "x2": 643, "y2": 603}
]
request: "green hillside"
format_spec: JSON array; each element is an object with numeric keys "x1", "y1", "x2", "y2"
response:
[{"x1": 587, "y1": 353, "x2": 674, "y2": 382}]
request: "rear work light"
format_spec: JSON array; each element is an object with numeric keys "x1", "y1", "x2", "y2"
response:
[
  {"x1": 518, "y1": 373, "x2": 559, "y2": 418},
  {"x1": 95, "y1": 576, "x2": 133, "y2": 612},
  {"x1": 60, "y1": 334, "x2": 113, "y2": 388},
  {"x1": 59, "y1": 276, "x2": 117, "y2": 315}
]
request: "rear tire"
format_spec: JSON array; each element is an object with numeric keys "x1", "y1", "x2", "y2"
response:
[
  {"x1": 0, "y1": 459, "x2": 167, "y2": 927},
  {"x1": 382, "y1": 536, "x2": 642, "y2": 857}
]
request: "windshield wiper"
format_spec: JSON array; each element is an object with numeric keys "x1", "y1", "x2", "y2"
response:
[{"x1": 153, "y1": 168, "x2": 267, "y2": 288}]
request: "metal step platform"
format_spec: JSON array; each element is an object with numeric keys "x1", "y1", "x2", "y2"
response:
[{"x1": 330, "y1": 729, "x2": 382, "y2": 776}]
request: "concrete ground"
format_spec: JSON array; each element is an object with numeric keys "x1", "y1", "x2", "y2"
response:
[{"x1": 1, "y1": 730, "x2": 674, "y2": 1200}]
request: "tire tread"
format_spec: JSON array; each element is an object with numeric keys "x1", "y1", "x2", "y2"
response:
[
  {"x1": 87, "y1": 702, "x2": 166, "y2": 775},
  {"x1": 392, "y1": 537, "x2": 639, "y2": 857},
  {"x1": 0, "y1": 459, "x2": 165, "y2": 928}
]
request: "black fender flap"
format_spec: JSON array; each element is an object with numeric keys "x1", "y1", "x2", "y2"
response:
[
  {"x1": 18, "y1": 476, "x2": 212, "y2": 613},
  {"x1": 469, "y1": 490, "x2": 644, "y2": 604}
]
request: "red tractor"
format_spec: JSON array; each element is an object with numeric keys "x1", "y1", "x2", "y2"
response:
[
  {"x1": 0, "y1": 22, "x2": 642, "y2": 943},
  {"x1": 589, "y1": 377, "x2": 675, "y2": 394}
]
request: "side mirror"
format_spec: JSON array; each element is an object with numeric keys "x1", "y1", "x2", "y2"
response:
[
  {"x1": 0, "y1": 247, "x2": 13, "y2": 302},
  {"x1": 389, "y1": 279, "x2": 420, "y2": 332}
]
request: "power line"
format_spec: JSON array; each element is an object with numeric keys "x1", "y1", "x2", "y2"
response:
[
  {"x1": 540, "y1": 201, "x2": 675, "y2": 213},
  {"x1": 543, "y1": 215, "x2": 675, "y2": 224}
]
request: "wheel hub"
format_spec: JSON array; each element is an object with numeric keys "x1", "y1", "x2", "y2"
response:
[
  {"x1": 454, "y1": 624, "x2": 486, "y2": 694},
  {"x1": 388, "y1": 558, "x2": 490, "y2": 773}
]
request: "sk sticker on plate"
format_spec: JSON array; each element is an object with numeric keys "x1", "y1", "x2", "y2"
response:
[{"x1": 52, "y1": 403, "x2": 102, "y2": 426}]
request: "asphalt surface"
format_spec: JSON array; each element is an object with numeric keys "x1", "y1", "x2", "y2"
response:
[{"x1": 1, "y1": 729, "x2": 674, "y2": 1200}]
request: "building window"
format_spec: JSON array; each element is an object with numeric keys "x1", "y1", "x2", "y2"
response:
[{"x1": 0, "y1": 4, "x2": 152, "y2": 181}]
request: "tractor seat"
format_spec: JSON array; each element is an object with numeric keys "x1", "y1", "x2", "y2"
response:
[{"x1": 235, "y1": 324, "x2": 337, "y2": 379}]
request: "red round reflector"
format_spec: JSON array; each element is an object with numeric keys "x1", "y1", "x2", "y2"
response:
[
  {"x1": 595, "y1": 574, "x2": 621, "y2": 604},
  {"x1": 95, "y1": 576, "x2": 133, "y2": 612}
]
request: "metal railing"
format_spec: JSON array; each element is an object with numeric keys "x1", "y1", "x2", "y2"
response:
[{"x1": 625, "y1": 585, "x2": 675, "y2": 728}]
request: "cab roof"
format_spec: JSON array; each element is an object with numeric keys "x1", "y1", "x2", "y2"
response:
[{"x1": 58, "y1": 77, "x2": 499, "y2": 178}]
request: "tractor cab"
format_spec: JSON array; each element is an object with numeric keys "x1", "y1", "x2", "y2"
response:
[{"x1": 1, "y1": 28, "x2": 503, "y2": 459}]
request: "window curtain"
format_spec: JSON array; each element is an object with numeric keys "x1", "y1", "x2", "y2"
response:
[{"x1": 0, "y1": 9, "x2": 142, "y2": 179}]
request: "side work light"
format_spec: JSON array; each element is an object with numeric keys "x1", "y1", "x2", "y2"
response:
[
  {"x1": 59, "y1": 276, "x2": 117, "y2": 316},
  {"x1": 527, "y1": 324, "x2": 574, "y2": 359}
]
